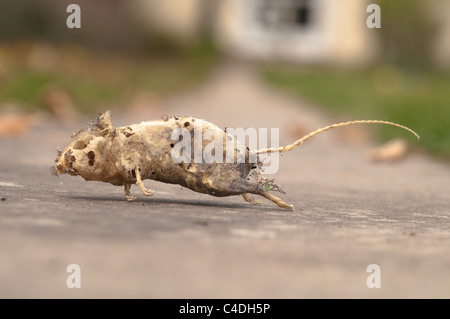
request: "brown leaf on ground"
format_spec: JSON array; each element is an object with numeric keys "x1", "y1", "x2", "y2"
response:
[
  {"x1": 0, "y1": 113, "x2": 35, "y2": 137},
  {"x1": 366, "y1": 138, "x2": 409, "y2": 162}
]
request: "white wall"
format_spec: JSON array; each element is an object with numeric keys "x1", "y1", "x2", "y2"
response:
[{"x1": 214, "y1": 0, "x2": 377, "y2": 65}]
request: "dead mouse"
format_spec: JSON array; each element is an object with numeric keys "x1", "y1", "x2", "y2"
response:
[{"x1": 52, "y1": 111, "x2": 419, "y2": 211}]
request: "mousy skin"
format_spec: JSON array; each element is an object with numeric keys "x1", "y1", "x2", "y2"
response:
[
  {"x1": 53, "y1": 111, "x2": 419, "y2": 211},
  {"x1": 53, "y1": 111, "x2": 290, "y2": 209}
]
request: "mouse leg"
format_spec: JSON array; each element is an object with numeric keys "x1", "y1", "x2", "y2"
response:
[
  {"x1": 206, "y1": 175, "x2": 294, "y2": 211},
  {"x1": 257, "y1": 191, "x2": 294, "y2": 211},
  {"x1": 124, "y1": 183, "x2": 137, "y2": 202},
  {"x1": 135, "y1": 166, "x2": 155, "y2": 197},
  {"x1": 241, "y1": 194, "x2": 262, "y2": 206},
  {"x1": 230, "y1": 178, "x2": 294, "y2": 211}
]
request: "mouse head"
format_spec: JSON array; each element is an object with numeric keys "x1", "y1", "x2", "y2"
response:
[{"x1": 52, "y1": 111, "x2": 124, "y2": 185}]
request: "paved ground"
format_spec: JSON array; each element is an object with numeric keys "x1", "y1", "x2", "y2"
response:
[{"x1": 1, "y1": 65, "x2": 449, "y2": 298}]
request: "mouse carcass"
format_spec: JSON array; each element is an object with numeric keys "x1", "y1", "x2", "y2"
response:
[{"x1": 53, "y1": 111, "x2": 419, "y2": 211}]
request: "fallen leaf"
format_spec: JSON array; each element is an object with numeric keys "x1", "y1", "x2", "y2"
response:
[{"x1": 366, "y1": 138, "x2": 408, "y2": 162}]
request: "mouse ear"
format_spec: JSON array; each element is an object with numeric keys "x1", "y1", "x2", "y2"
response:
[{"x1": 91, "y1": 110, "x2": 114, "y2": 136}]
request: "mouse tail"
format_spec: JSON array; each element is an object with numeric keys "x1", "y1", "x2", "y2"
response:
[{"x1": 255, "y1": 120, "x2": 420, "y2": 154}]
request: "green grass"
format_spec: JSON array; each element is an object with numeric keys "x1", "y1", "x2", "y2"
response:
[
  {"x1": 0, "y1": 40, "x2": 218, "y2": 114},
  {"x1": 263, "y1": 65, "x2": 450, "y2": 160},
  {"x1": 1, "y1": 69, "x2": 123, "y2": 112}
]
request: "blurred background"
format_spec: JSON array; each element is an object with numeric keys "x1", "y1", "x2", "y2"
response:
[
  {"x1": 0, "y1": 0, "x2": 449, "y2": 160},
  {"x1": 1, "y1": 0, "x2": 450, "y2": 300}
]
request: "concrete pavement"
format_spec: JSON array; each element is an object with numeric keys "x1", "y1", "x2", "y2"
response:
[{"x1": 0, "y1": 65, "x2": 449, "y2": 298}]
